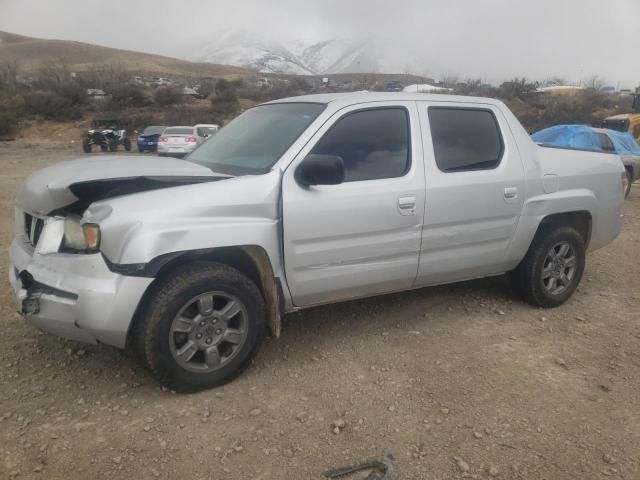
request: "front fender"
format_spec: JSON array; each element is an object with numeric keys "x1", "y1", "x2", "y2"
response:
[{"x1": 85, "y1": 169, "x2": 285, "y2": 278}]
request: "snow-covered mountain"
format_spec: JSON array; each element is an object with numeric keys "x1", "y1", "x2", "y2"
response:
[
  {"x1": 189, "y1": 31, "x2": 390, "y2": 75},
  {"x1": 190, "y1": 31, "x2": 314, "y2": 75}
]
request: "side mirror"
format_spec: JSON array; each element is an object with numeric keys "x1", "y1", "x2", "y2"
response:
[{"x1": 295, "y1": 154, "x2": 345, "y2": 186}]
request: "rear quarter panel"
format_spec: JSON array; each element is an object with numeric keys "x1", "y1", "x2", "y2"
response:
[{"x1": 511, "y1": 146, "x2": 624, "y2": 260}]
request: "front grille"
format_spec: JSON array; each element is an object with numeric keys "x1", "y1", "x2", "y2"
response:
[{"x1": 24, "y1": 213, "x2": 45, "y2": 247}]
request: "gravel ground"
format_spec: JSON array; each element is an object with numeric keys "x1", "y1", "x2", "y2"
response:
[{"x1": 1, "y1": 141, "x2": 639, "y2": 480}]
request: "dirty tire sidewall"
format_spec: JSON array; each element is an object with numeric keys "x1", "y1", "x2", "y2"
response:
[
  {"x1": 513, "y1": 226, "x2": 585, "y2": 308},
  {"x1": 624, "y1": 171, "x2": 632, "y2": 199},
  {"x1": 136, "y1": 262, "x2": 266, "y2": 393}
]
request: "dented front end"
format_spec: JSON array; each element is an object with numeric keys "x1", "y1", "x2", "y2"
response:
[{"x1": 10, "y1": 155, "x2": 286, "y2": 347}]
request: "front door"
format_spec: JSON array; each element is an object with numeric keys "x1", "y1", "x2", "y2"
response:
[{"x1": 282, "y1": 102, "x2": 425, "y2": 307}]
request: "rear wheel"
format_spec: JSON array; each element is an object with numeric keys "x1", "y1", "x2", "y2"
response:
[
  {"x1": 623, "y1": 170, "x2": 632, "y2": 199},
  {"x1": 511, "y1": 226, "x2": 585, "y2": 308},
  {"x1": 82, "y1": 138, "x2": 91, "y2": 153},
  {"x1": 133, "y1": 262, "x2": 266, "y2": 392}
]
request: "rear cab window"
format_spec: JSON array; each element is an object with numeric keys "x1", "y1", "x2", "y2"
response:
[
  {"x1": 428, "y1": 107, "x2": 504, "y2": 172},
  {"x1": 165, "y1": 128, "x2": 194, "y2": 135},
  {"x1": 596, "y1": 133, "x2": 616, "y2": 153}
]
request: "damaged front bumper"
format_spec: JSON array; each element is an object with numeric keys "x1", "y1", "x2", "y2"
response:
[{"x1": 9, "y1": 237, "x2": 153, "y2": 348}]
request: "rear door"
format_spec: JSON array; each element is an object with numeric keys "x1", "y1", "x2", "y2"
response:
[
  {"x1": 415, "y1": 102, "x2": 525, "y2": 286},
  {"x1": 282, "y1": 102, "x2": 425, "y2": 307}
]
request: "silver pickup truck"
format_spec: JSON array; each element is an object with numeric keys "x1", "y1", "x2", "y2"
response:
[{"x1": 9, "y1": 93, "x2": 625, "y2": 391}]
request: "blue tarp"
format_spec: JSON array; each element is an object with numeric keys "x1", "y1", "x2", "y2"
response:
[
  {"x1": 531, "y1": 124, "x2": 640, "y2": 156},
  {"x1": 607, "y1": 129, "x2": 640, "y2": 155},
  {"x1": 532, "y1": 125, "x2": 600, "y2": 150}
]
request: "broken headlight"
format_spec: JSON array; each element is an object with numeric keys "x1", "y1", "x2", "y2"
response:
[{"x1": 62, "y1": 217, "x2": 101, "y2": 253}]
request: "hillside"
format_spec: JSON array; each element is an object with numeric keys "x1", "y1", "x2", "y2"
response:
[{"x1": 0, "y1": 30, "x2": 251, "y2": 78}]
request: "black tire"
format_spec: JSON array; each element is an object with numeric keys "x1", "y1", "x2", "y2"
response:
[
  {"x1": 82, "y1": 138, "x2": 91, "y2": 153},
  {"x1": 123, "y1": 138, "x2": 132, "y2": 151},
  {"x1": 133, "y1": 262, "x2": 266, "y2": 392},
  {"x1": 623, "y1": 170, "x2": 632, "y2": 199},
  {"x1": 511, "y1": 226, "x2": 585, "y2": 308}
]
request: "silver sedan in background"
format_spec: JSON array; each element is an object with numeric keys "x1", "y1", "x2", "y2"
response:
[{"x1": 157, "y1": 126, "x2": 204, "y2": 158}]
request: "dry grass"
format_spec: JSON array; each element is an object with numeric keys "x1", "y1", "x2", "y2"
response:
[{"x1": 0, "y1": 30, "x2": 251, "y2": 79}]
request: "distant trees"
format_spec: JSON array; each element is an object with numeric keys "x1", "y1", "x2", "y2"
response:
[{"x1": 497, "y1": 78, "x2": 538, "y2": 100}]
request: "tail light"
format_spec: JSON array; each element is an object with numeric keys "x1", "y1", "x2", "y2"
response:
[
  {"x1": 159, "y1": 136, "x2": 168, "y2": 142},
  {"x1": 185, "y1": 136, "x2": 197, "y2": 143}
]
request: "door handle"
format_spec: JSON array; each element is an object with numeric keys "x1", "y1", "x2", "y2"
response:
[
  {"x1": 504, "y1": 187, "x2": 519, "y2": 200},
  {"x1": 397, "y1": 195, "x2": 416, "y2": 215}
]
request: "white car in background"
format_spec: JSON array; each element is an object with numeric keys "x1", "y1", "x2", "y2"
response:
[
  {"x1": 157, "y1": 126, "x2": 207, "y2": 158},
  {"x1": 195, "y1": 124, "x2": 220, "y2": 138}
]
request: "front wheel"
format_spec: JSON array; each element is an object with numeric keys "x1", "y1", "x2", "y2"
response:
[
  {"x1": 82, "y1": 138, "x2": 91, "y2": 153},
  {"x1": 123, "y1": 138, "x2": 132, "y2": 151},
  {"x1": 511, "y1": 226, "x2": 585, "y2": 308},
  {"x1": 133, "y1": 262, "x2": 266, "y2": 392}
]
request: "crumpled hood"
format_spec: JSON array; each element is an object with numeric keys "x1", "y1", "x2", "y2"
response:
[{"x1": 17, "y1": 155, "x2": 218, "y2": 216}]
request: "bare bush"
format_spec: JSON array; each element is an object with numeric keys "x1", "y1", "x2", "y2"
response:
[
  {"x1": 210, "y1": 79, "x2": 240, "y2": 116},
  {"x1": 497, "y1": 78, "x2": 538, "y2": 101},
  {"x1": 153, "y1": 86, "x2": 184, "y2": 107},
  {"x1": 164, "y1": 105, "x2": 223, "y2": 127},
  {"x1": 108, "y1": 83, "x2": 149, "y2": 108},
  {"x1": 0, "y1": 109, "x2": 18, "y2": 138}
]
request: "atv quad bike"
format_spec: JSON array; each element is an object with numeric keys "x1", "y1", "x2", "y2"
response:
[{"x1": 82, "y1": 119, "x2": 132, "y2": 153}]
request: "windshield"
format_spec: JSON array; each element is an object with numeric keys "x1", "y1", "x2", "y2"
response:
[
  {"x1": 187, "y1": 103, "x2": 326, "y2": 175},
  {"x1": 164, "y1": 127, "x2": 195, "y2": 135},
  {"x1": 143, "y1": 126, "x2": 166, "y2": 135}
]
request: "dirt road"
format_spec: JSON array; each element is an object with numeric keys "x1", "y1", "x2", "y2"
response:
[{"x1": 1, "y1": 141, "x2": 639, "y2": 480}]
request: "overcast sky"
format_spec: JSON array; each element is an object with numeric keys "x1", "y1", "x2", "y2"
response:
[{"x1": 1, "y1": 0, "x2": 638, "y2": 86}]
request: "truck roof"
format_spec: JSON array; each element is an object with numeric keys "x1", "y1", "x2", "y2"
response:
[
  {"x1": 265, "y1": 92, "x2": 506, "y2": 108},
  {"x1": 605, "y1": 113, "x2": 640, "y2": 121}
]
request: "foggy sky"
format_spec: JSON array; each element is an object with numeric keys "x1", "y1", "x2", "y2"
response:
[{"x1": 1, "y1": 0, "x2": 638, "y2": 86}]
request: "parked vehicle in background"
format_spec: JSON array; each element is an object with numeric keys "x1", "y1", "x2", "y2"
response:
[
  {"x1": 157, "y1": 126, "x2": 204, "y2": 157},
  {"x1": 150, "y1": 77, "x2": 173, "y2": 87},
  {"x1": 82, "y1": 119, "x2": 131, "y2": 153},
  {"x1": 195, "y1": 124, "x2": 219, "y2": 139},
  {"x1": 602, "y1": 113, "x2": 640, "y2": 144},
  {"x1": 182, "y1": 87, "x2": 205, "y2": 99},
  {"x1": 531, "y1": 124, "x2": 640, "y2": 198},
  {"x1": 385, "y1": 80, "x2": 403, "y2": 92},
  {"x1": 137, "y1": 126, "x2": 167, "y2": 153},
  {"x1": 10, "y1": 93, "x2": 625, "y2": 391}
]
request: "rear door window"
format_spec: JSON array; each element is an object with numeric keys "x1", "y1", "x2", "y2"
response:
[{"x1": 428, "y1": 107, "x2": 503, "y2": 172}]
